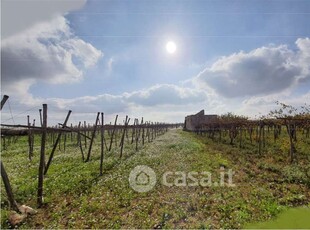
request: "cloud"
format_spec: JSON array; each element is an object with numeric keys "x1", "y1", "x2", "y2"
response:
[
  {"x1": 0, "y1": 83, "x2": 210, "y2": 125},
  {"x1": 195, "y1": 38, "x2": 310, "y2": 98},
  {"x1": 1, "y1": 0, "x2": 87, "y2": 38},
  {"x1": 242, "y1": 91, "x2": 310, "y2": 108},
  {"x1": 1, "y1": 16, "x2": 103, "y2": 91},
  {"x1": 46, "y1": 83, "x2": 207, "y2": 111},
  {"x1": 296, "y1": 37, "x2": 310, "y2": 83},
  {"x1": 126, "y1": 84, "x2": 208, "y2": 106},
  {"x1": 1, "y1": 0, "x2": 102, "y2": 99},
  {"x1": 49, "y1": 84, "x2": 210, "y2": 123},
  {"x1": 49, "y1": 84, "x2": 208, "y2": 113},
  {"x1": 50, "y1": 94, "x2": 127, "y2": 114},
  {"x1": 236, "y1": 90, "x2": 310, "y2": 118}
]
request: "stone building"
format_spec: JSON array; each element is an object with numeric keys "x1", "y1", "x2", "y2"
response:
[{"x1": 184, "y1": 110, "x2": 218, "y2": 131}]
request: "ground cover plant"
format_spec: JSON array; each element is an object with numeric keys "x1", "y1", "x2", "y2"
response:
[{"x1": 1, "y1": 124, "x2": 309, "y2": 228}]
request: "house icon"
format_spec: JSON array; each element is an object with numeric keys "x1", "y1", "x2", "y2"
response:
[
  {"x1": 136, "y1": 171, "x2": 150, "y2": 185},
  {"x1": 129, "y1": 165, "x2": 156, "y2": 192}
]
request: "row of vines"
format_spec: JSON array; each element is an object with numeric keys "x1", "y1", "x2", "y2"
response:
[
  {"x1": 192, "y1": 102, "x2": 310, "y2": 164},
  {"x1": 1, "y1": 95, "x2": 180, "y2": 221}
]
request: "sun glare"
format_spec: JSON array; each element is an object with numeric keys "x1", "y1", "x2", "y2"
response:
[{"x1": 166, "y1": 41, "x2": 176, "y2": 54}]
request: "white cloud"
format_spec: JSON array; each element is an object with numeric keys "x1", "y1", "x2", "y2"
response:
[
  {"x1": 296, "y1": 37, "x2": 310, "y2": 83},
  {"x1": 195, "y1": 38, "x2": 310, "y2": 98},
  {"x1": 1, "y1": 16, "x2": 103, "y2": 92},
  {"x1": 0, "y1": 0, "x2": 103, "y2": 125},
  {"x1": 50, "y1": 94, "x2": 127, "y2": 114},
  {"x1": 49, "y1": 84, "x2": 209, "y2": 113},
  {"x1": 126, "y1": 84, "x2": 208, "y2": 106},
  {"x1": 67, "y1": 38, "x2": 103, "y2": 68},
  {"x1": 237, "y1": 90, "x2": 310, "y2": 118},
  {"x1": 1, "y1": 0, "x2": 87, "y2": 38},
  {"x1": 1, "y1": 84, "x2": 211, "y2": 124}
]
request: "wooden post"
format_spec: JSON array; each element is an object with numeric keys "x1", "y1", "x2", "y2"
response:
[
  {"x1": 78, "y1": 121, "x2": 85, "y2": 161},
  {"x1": 76, "y1": 123, "x2": 80, "y2": 146},
  {"x1": 258, "y1": 122, "x2": 263, "y2": 155},
  {"x1": 31, "y1": 120, "x2": 35, "y2": 153},
  {"x1": 108, "y1": 115, "x2": 118, "y2": 151},
  {"x1": 27, "y1": 115, "x2": 33, "y2": 160},
  {"x1": 37, "y1": 104, "x2": 47, "y2": 207},
  {"x1": 151, "y1": 122, "x2": 154, "y2": 141},
  {"x1": 0, "y1": 95, "x2": 9, "y2": 110},
  {"x1": 44, "y1": 110, "x2": 72, "y2": 175},
  {"x1": 135, "y1": 118, "x2": 141, "y2": 151},
  {"x1": 100, "y1": 113, "x2": 104, "y2": 175},
  {"x1": 131, "y1": 119, "x2": 136, "y2": 144},
  {"x1": 84, "y1": 121, "x2": 87, "y2": 149},
  {"x1": 39, "y1": 109, "x2": 43, "y2": 127},
  {"x1": 85, "y1": 112, "x2": 100, "y2": 162},
  {"x1": 141, "y1": 117, "x2": 145, "y2": 145},
  {"x1": 146, "y1": 122, "x2": 150, "y2": 143},
  {"x1": 1, "y1": 161, "x2": 19, "y2": 212},
  {"x1": 286, "y1": 120, "x2": 296, "y2": 163},
  {"x1": 0, "y1": 95, "x2": 19, "y2": 212},
  {"x1": 120, "y1": 116, "x2": 129, "y2": 159},
  {"x1": 58, "y1": 127, "x2": 61, "y2": 151}
]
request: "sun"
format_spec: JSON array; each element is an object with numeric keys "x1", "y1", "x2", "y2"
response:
[{"x1": 166, "y1": 41, "x2": 176, "y2": 54}]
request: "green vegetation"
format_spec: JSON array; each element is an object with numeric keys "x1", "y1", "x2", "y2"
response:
[
  {"x1": 1, "y1": 128, "x2": 310, "y2": 228},
  {"x1": 246, "y1": 207, "x2": 310, "y2": 229}
]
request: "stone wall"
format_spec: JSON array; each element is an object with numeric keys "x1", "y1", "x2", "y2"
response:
[{"x1": 184, "y1": 110, "x2": 218, "y2": 131}]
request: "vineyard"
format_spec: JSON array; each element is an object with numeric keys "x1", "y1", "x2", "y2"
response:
[
  {"x1": 1, "y1": 95, "x2": 310, "y2": 228},
  {"x1": 193, "y1": 102, "x2": 310, "y2": 164}
]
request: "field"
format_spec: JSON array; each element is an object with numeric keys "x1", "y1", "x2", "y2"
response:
[{"x1": 1, "y1": 126, "x2": 310, "y2": 228}]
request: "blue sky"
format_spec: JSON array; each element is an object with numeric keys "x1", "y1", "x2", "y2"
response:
[{"x1": 1, "y1": 0, "x2": 310, "y2": 125}]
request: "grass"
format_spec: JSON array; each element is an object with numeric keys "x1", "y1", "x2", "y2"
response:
[
  {"x1": 1, "y1": 128, "x2": 310, "y2": 228},
  {"x1": 246, "y1": 206, "x2": 310, "y2": 229}
]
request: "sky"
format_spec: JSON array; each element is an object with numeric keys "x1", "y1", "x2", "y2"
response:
[{"x1": 1, "y1": 0, "x2": 310, "y2": 125}]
